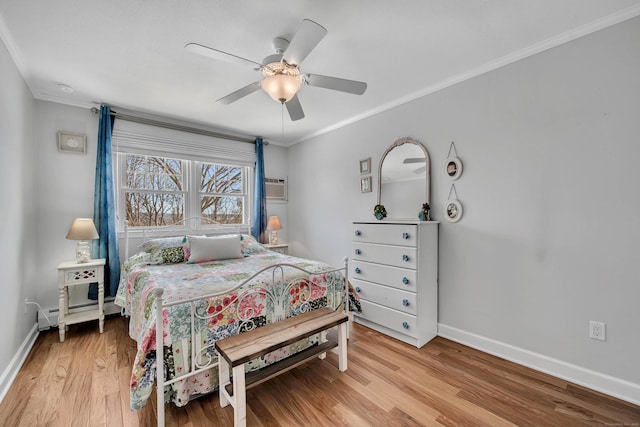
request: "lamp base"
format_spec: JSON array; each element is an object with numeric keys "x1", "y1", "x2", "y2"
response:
[
  {"x1": 76, "y1": 241, "x2": 91, "y2": 263},
  {"x1": 269, "y1": 231, "x2": 279, "y2": 245}
]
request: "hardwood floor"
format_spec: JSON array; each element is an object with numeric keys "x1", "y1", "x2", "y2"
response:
[{"x1": 1, "y1": 315, "x2": 638, "y2": 426}]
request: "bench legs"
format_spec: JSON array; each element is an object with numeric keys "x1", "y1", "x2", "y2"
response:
[
  {"x1": 219, "y1": 325, "x2": 348, "y2": 427},
  {"x1": 219, "y1": 357, "x2": 247, "y2": 427}
]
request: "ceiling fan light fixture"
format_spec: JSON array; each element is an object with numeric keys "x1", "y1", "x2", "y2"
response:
[{"x1": 261, "y1": 74, "x2": 301, "y2": 103}]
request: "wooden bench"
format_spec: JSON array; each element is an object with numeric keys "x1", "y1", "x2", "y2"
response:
[{"x1": 215, "y1": 307, "x2": 349, "y2": 427}]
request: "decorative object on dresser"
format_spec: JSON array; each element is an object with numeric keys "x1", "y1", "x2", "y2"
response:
[
  {"x1": 65, "y1": 218, "x2": 99, "y2": 263},
  {"x1": 57, "y1": 258, "x2": 105, "y2": 342},
  {"x1": 373, "y1": 204, "x2": 387, "y2": 220},
  {"x1": 445, "y1": 141, "x2": 463, "y2": 180},
  {"x1": 266, "y1": 215, "x2": 282, "y2": 244},
  {"x1": 352, "y1": 221, "x2": 438, "y2": 347},
  {"x1": 419, "y1": 203, "x2": 430, "y2": 221},
  {"x1": 263, "y1": 243, "x2": 288, "y2": 254},
  {"x1": 57, "y1": 131, "x2": 87, "y2": 154},
  {"x1": 378, "y1": 137, "x2": 431, "y2": 219}
]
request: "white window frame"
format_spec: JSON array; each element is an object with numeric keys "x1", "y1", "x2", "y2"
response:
[{"x1": 115, "y1": 153, "x2": 252, "y2": 232}]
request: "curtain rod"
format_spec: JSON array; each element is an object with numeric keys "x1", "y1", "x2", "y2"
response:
[{"x1": 90, "y1": 107, "x2": 262, "y2": 145}]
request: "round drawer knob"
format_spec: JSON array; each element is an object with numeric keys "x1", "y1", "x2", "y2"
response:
[
  {"x1": 402, "y1": 232, "x2": 410, "y2": 240},
  {"x1": 355, "y1": 248, "x2": 361, "y2": 255},
  {"x1": 355, "y1": 267, "x2": 361, "y2": 274},
  {"x1": 402, "y1": 322, "x2": 409, "y2": 329},
  {"x1": 355, "y1": 287, "x2": 361, "y2": 293},
  {"x1": 402, "y1": 254, "x2": 410, "y2": 262},
  {"x1": 355, "y1": 230, "x2": 361, "y2": 236},
  {"x1": 402, "y1": 299, "x2": 409, "y2": 306},
  {"x1": 402, "y1": 277, "x2": 410, "y2": 285}
]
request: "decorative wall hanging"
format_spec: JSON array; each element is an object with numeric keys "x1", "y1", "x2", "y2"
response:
[
  {"x1": 359, "y1": 157, "x2": 371, "y2": 174},
  {"x1": 444, "y1": 141, "x2": 462, "y2": 180},
  {"x1": 58, "y1": 131, "x2": 87, "y2": 154},
  {"x1": 360, "y1": 176, "x2": 372, "y2": 193},
  {"x1": 443, "y1": 184, "x2": 463, "y2": 222}
]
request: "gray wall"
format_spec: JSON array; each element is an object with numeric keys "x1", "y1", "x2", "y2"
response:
[
  {"x1": 0, "y1": 30, "x2": 37, "y2": 390},
  {"x1": 288, "y1": 16, "x2": 640, "y2": 393}
]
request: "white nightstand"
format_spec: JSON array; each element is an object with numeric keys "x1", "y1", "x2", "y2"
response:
[
  {"x1": 264, "y1": 243, "x2": 288, "y2": 255},
  {"x1": 57, "y1": 258, "x2": 106, "y2": 343}
]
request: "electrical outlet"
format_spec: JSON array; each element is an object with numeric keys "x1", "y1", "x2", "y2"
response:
[{"x1": 589, "y1": 321, "x2": 606, "y2": 341}]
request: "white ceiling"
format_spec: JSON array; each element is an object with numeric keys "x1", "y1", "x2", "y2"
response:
[{"x1": 1, "y1": 1, "x2": 639, "y2": 146}]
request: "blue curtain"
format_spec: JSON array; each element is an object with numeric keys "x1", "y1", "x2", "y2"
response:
[
  {"x1": 251, "y1": 137, "x2": 267, "y2": 243},
  {"x1": 90, "y1": 105, "x2": 121, "y2": 298}
]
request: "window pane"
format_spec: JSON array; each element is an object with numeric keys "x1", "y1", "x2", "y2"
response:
[
  {"x1": 201, "y1": 196, "x2": 243, "y2": 224},
  {"x1": 127, "y1": 155, "x2": 183, "y2": 191},
  {"x1": 200, "y1": 163, "x2": 242, "y2": 194},
  {"x1": 125, "y1": 192, "x2": 184, "y2": 226}
]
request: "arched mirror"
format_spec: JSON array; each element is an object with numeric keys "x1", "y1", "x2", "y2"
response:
[{"x1": 377, "y1": 137, "x2": 431, "y2": 219}]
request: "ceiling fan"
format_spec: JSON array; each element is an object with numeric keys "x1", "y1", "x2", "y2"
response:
[{"x1": 185, "y1": 19, "x2": 367, "y2": 121}]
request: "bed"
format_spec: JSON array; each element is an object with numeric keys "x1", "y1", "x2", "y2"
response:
[{"x1": 114, "y1": 224, "x2": 358, "y2": 423}]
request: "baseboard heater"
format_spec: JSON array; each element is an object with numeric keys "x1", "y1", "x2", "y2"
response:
[{"x1": 38, "y1": 300, "x2": 121, "y2": 331}]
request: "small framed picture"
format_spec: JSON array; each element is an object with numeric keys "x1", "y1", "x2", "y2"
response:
[
  {"x1": 359, "y1": 157, "x2": 371, "y2": 174},
  {"x1": 443, "y1": 199, "x2": 463, "y2": 222},
  {"x1": 360, "y1": 176, "x2": 372, "y2": 193},
  {"x1": 58, "y1": 131, "x2": 87, "y2": 154},
  {"x1": 444, "y1": 157, "x2": 463, "y2": 180}
]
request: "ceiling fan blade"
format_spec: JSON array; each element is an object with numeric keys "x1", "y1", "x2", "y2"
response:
[
  {"x1": 282, "y1": 19, "x2": 327, "y2": 66},
  {"x1": 305, "y1": 74, "x2": 367, "y2": 95},
  {"x1": 217, "y1": 81, "x2": 262, "y2": 105},
  {"x1": 403, "y1": 158, "x2": 426, "y2": 164},
  {"x1": 285, "y1": 94, "x2": 305, "y2": 121},
  {"x1": 413, "y1": 166, "x2": 427, "y2": 174},
  {"x1": 185, "y1": 43, "x2": 262, "y2": 69}
]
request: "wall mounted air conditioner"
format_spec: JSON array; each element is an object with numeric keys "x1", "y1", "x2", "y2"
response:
[{"x1": 266, "y1": 178, "x2": 287, "y2": 201}]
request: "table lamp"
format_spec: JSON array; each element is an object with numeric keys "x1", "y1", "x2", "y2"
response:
[
  {"x1": 66, "y1": 218, "x2": 99, "y2": 263},
  {"x1": 266, "y1": 216, "x2": 282, "y2": 245}
]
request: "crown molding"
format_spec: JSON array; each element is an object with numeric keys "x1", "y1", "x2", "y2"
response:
[{"x1": 293, "y1": 4, "x2": 640, "y2": 146}]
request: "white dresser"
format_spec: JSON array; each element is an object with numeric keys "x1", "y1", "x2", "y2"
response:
[{"x1": 351, "y1": 220, "x2": 438, "y2": 348}]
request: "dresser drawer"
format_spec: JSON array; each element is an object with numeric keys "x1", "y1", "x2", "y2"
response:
[
  {"x1": 352, "y1": 242, "x2": 417, "y2": 269},
  {"x1": 351, "y1": 279, "x2": 416, "y2": 315},
  {"x1": 353, "y1": 223, "x2": 417, "y2": 247},
  {"x1": 356, "y1": 300, "x2": 417, "y2": 338},
  {"x1": 351, "y1": 260, "x2": 417, "y2": 292}
]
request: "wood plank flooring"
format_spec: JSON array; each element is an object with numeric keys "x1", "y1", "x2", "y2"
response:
[{"x1": 1, "y1": 315, "x2": 638, "y2": 426}]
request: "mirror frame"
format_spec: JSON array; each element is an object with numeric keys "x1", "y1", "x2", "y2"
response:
[{"x1": 377, "y1": 136, "x2": 431, "y2": 208}]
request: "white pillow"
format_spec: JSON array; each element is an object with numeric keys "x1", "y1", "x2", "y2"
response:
[{"x1": 187, "y1": 235, "x2": 242, "y2": 263}]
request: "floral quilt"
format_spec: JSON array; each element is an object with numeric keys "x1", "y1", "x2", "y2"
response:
[{"x1": 115, "y1": 236, "x2": 356, "y2": 410}]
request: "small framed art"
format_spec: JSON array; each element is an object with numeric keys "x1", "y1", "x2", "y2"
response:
[
  {"x1": 360, "y1": 176, "x2": 372, "y2": 193},
  {"x1": 444, "y1": 157, "x2": 462, "y2": 180},
  {"x1": 443, "y1": 199, "x2": 463, "y2": 222},
  {"x1": 58, "y1": 131, "x2": 87, "y2": 154},
  {"x1": 359, "y1": 157, "x2": 371, "y2": 174}
]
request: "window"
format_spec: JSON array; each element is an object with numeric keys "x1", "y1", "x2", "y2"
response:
[
  {"x1": 117, "y1": 153, "x2": 250, "y2": 228},
  {"x1": 111, "y1": 118, "x2": 256, "y2": 231}
]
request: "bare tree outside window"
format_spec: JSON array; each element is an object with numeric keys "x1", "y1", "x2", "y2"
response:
[
  {"x1": 199, "y1": 163, "x2": 244, "y2": 224},
  {"x1": 121, "y1": 154, "x2": 247, "y2": 228}
]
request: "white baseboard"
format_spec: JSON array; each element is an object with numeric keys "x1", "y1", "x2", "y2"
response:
[
  {"x1": 0, "y1": 322, "x2": 39, "y2": 404},
  {"x1": 438, "y1": 323, "x2": 640, "y2": 406}
]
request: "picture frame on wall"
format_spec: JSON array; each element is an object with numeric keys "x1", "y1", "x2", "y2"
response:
[
  {"x1": 443, "y1": 199, "x2": 463, "y2": 222},
  {"x1": 360, "y1": 176, "x2": 372, "y2": 193},
  {"x1": 359, "y1": 157, "x2": 371, "y2": 174},
  {"x1": 444, "y1": 157, "x2": 462, "y2": 180},
  {"x1": 58, "y1": 131, "x2": 87, "y2": 154}
]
